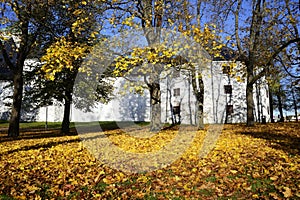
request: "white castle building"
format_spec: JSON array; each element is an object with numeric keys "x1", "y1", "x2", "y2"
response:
[
  {"x1": 0, "y1": 37, "x2": 270, "y2": 124},
  {"x1": 64, "y1": 61, "x2": 270, "y2": 124},
  {"x1": 33, "y1": 61, "x2": 270, "y2": 124}
]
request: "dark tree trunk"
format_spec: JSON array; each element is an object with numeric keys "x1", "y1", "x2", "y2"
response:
[
  {"x1": 269, "y1": 87, "x2": 275, "y2": 123},
  {"x1": 61, "y1": 69, "x2": 78, "y2": 134},
  {"x1": 168, "y1": 88, "x2": 174, "y2": 125},
  {"x1": 245, "y1": 0, "x2": 263, "y2": 126},
  {"x1": 246, "y1": 83, "x2": 255, "y2": 126},
  {"x1": 61, "y1": 91, "x2": 72, "y2": 134},
  {"x1": 277, "y1": 91, "x2": 284, "y2": 122},
  {"x1": 8, "y1": 70, "x2": 23, "y2": 137},
  {"x1": 291, "y1": 85, "x2": 298, "y2": 122},
  {"x1": 149, "y1": 82, "x2": 161, "y2": 131}
]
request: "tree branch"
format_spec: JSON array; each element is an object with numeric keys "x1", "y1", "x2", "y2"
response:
[{"x1": 250, "y1": 37, "x2": 300, "y2": 85}]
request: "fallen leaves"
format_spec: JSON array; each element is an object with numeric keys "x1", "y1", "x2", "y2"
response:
[{"x1": 0, "y1": 123, "x2": 299, "y2": 199}]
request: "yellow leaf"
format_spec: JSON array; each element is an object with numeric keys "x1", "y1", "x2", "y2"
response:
[
  {"x1": 137, "y1": 175, "x2": 148, "y2": 183},
  {"x1": 270, "y1": 176, "x2": 278, "y2": 181},
  {"x1": 283, "y1": 187, "x2": 293, "y2": 198}
]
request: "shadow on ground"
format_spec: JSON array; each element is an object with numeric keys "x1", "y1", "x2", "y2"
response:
[{"x1": 238, "y1": 122, "x2": 300, "y2": 156}]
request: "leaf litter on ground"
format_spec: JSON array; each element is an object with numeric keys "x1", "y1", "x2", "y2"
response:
[{"x1": 0, "y1": 122, "x2": 299, "y2": 199}]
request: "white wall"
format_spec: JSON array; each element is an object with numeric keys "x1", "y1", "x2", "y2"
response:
[
  {"x1": 70, "y1": 78, "x2": 150, "y2": 122},
  {"x1": 0, "y1": 59, "x2": 270, "y2": 124},
  {"x1": 160, "y1": 61, "x2": 251, "y2": 124}
]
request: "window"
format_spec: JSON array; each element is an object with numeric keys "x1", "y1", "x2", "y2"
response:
[
  {"x1": 222, "y1": 65, "x2": 231, "y2": 74},
  {"x1": 226, "y1": 105, "x2": 234, "y2": 114},
  {"x1": 224, "y1": 85, "x2": 232, "y2": 94},
  {"x1": 173, "y1": 88, "x2": 180, "y2": 97},
  {"x1": 173, "y1": 106, "x2": 180, "y2": 114}
]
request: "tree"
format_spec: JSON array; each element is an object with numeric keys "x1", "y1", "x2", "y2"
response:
[
  {"x1": 0, "y1": 0, "x2": 56, "y2": 137},
  {"x1": 177, "y1": 0, "x2": 224, "y2": 129},
  {"x1": 283, "y1": 79, "x2": 300, "y2": 122},
  {"x1": 105, "y1": 0, "x2": 223, "y2": 130},
  {"x1": 40, "y1": 0, "x2": 110, "y2": 133},
  {"x1": 202, "y1": 0, "x2": 300, "y2": 126},
  {"x1": 103, "y1": 0, "x2": 173, "y2": 131}
]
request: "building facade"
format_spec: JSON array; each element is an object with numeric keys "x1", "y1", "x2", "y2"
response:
[
  {"x1": 35, "y1": 60, "x2": 270, "y2": 124},
  {"x1": 0, "y1": 40, "x2": 270, "y2": 124}
]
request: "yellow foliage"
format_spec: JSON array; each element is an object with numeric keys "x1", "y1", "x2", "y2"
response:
[{"x1": 41, "y1": 37, "x2": 88, "y2": 80}]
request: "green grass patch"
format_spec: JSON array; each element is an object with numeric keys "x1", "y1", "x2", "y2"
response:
[
  {"x1": 0, "y1": 195, "x2": 15, "y2": 200},
  {"x1": 197, "y1": 188, "x2": 215, "y2": 196},
  {"x1": 0, "y1": 121, "x2": 151, "y2": 131},
  {"x1": 205, "y1": 176, "x2": 217, "y2": 182}
]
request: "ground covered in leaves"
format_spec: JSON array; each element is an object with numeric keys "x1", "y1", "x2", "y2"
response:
[{"x1": 0, "y1": 123, "x2": 299, "y2": 199}]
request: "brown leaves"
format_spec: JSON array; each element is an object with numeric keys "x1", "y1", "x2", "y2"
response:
[{"x1": 0, "y1": 123, "x2": 299, "y2": 199}]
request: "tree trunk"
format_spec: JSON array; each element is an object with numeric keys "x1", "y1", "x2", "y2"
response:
[
  {"x1": 191, "y1": 70, "x2": 204, "y2": 130},
  {"x1": 61, "y1": 91, "x2": 72, "y2": 134},
  {"x1": 277, "y1": 92, "x2": 284, "y2": 122},
  {"x1": 168, "y1": 88, "x2": 174, "y2": 125},
  {"x1": 246, "y1": 83, "x2": 255, "y2": 126},
  {"x1": 149, "y1": 82, "x2": 161, "y2": 131},
  {"x1": 196, "y1": 100, "x2": 204, "y2": 129},
  {"x1": 291, "y1": 85, "x2": 298, "y2": 122},
  {"x1": 197, "y1": 78, "x2": 204, "y2": 130},
  {"x1": 188, "y1": 75, "x2": 193, "y2": 125},
  {"x1": 269, "y1": 87, "x2": 275, "y2": 123},
  {"x1": 255, "y1": 82, "x2": 261, "y2": 122},
  {"x1": 8, "y1": 71, "x2": 23, "y2": 137}
]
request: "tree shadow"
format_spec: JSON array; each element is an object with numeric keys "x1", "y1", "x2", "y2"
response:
[
  {"x1": 0, "y1": 128, "x2": 77, "y2": 143},
  {"x1": 0, "y1": 121, "x2": 124, "y2": 141},
  {"x1": 1, "y1": 137, "x2": 81, "y2": 156},
  {"x1": 0, "y1": 120, "x2": 181, "y2": 157},
  {"x1": 239, "y1": 123, "x2": 300, "y2": 156},
  {"x1": 0, "y1": 129, "x2": 124, "y2": 156}
]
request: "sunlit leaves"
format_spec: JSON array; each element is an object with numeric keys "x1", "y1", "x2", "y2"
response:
[
  {"x1": 0, "y1": 123, "x2": 299, "y2": 199},
  {"x1": 41, "y1": 37, "x2": 88, "y2": 80},
  {"x1": 113, "y1": 45, "x2": 177, "y2": 77}
]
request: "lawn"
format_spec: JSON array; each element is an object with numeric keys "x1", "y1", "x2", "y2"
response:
[{"x1": 0, "y1": 122, "x2": 299, "y2": 199}]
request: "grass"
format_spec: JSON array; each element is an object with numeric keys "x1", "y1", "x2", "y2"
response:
[
  {"x1": 0, "y1": 121, "x2": 64, "y2": 129},
  {"x1": 0, "y1": 121, "x2": 150, "y2": 130}
]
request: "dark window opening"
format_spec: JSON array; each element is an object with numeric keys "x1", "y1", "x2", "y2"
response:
[
  {"x1": 222, "y1": 65, "x2": 231, "y2": 74},
  {"x1": 226, "y1": 105, "x2": 233, "y2": 114},
  {"x1": 173, "y1": 106, "x2": 180, "y2": 115},
  {"x1": 173, "y1": 88, "x2": 180, "y2": 97},
  {"x1": 224, "y1": 85, "x2": 232, "y2": 94}
]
